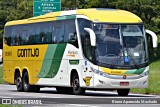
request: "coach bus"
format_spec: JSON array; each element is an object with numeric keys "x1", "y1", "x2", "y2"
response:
[{"x1": 3, "y1": 8, "x2": 157, "y2": 96}]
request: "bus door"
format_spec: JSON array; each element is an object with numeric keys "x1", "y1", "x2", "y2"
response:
[{"x1": 82, "y1": 60, "x2": 94, "y2": 87}]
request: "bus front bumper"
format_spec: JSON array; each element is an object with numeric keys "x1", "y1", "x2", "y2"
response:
[{"x1": 93, "y1": 74, "x2": 148, "y2": 89}]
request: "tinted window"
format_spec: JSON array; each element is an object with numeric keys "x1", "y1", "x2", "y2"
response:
[
  {"x1": 4, "y1": 26, "x2": 12, "y2": 46},
  {"x1": 4, "y1": 20, "x2": 77, "y2": 46},
  {"x1": 78, "y1": 19, "x2": 93, "y2": 61},
  {"x1": 54, "y1": 21, "x2": 64, "y2": 43},
  {"x1": 29, "y1": 24, "x2": 36, "y2": 44},
  {"x1": 21, "y1": 25, "x2": 29, "y2": 45},
  {"x1": 40, "y1": 22, "x2": 52, "y2": 44},
  {"x1": 12, "y1": 25, "x2": 20, "y2": 45},
  {"x1": 35, "y1": 23, "x2": 41, "y2": 44},
  {"x1": 64, "y1": 19, "x2": 78, "y2": 48}
]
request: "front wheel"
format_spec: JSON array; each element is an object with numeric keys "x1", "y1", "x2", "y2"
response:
[
  {"x1": 117, "y1": 89, "x2": 130, "y2": 96},
  {"x1": 72, "y1": 74, "x2": 85, "y2": 95}
]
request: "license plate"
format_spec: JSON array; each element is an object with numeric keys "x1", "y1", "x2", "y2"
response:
[{"x1": 120, "y1": 82, "x2": 129, "y2": 86}]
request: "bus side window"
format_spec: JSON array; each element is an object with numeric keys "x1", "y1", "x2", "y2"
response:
[
  {"x1": 29, "y1": 24, "x2": 36, "y2": 44},
  {"x1": 4, "y1": 26, "x2": 12, "y2": 46},
  {"x1": 64, "y1": 19, "x2": 78, "y2": 48},
  {"x1": 21, "y1": 25, "x2": 29, "y2": 45},
  {"x1": 12, "y1": 25, "x2": 20, "y2": 46},
  {"x1": 40, "y1": 22, "x2": 52, "y2": 44},
  {"x1": 54, "y1": 21, "x2": 64, "y2": 43},
  {"x1": 52, "y1": 22, "x2": 55, "y2": 43},
  {"x1": 78, "y1": 19, "x2": 93, "y2": 61},
  {"x1": 35, "y1": 23, "x2": 41, "y2": 44}
]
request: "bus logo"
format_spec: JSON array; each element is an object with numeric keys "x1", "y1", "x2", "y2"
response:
[
  {"x1": 83, "y1": 77, "x2": 92, "y2": 86},
  {"x1": 17, "y1": 48, "x2": 39, "y2": 57}
]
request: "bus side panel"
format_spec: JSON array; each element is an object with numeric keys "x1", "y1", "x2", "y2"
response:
[
  {"x1": 40, "y1": 59, "x2": 69, "y2": 86},
  {"x1": 22, "y1": 60, "x2": 40, "y2": 85},
  {"x1": 36, "y1": 44, "x2": 68, "y2": 86},
  {"x1": 3, "y1": 44, "x2": 15, "y2": 84},
  {"x1": 80, "y1": 59, "x2": 96, "y2": 88},
  {"x1": 3, "y1": 60, "x2": 14, "y2": 84}
]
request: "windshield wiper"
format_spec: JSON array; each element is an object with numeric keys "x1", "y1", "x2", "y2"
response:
[
  {"x1": 125, "y1": 47, "x2": 139, "y2": 69},
  {"x1": 110, "y1": 51, "x2": 123, "y2": 69}
]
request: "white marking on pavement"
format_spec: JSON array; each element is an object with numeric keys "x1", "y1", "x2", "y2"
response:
[
  {"x1": 0, "y1": 95, "x2": 14, "y2": 98},
  {"x1": 69, "y1": 104, "x2": 101, "y2": 107}
]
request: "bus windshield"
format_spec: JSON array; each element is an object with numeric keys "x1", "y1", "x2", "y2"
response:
[{"x1": 93, "y1": 23, "x2": 147, "y2": 68}]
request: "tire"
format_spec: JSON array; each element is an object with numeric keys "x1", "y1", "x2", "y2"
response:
[
  {"x1": 117, "y1": 89, "x2": 130, "y2": 96},
  {"x1": 23, "y1": 72, "x2": 40, "y2": 92},
  {"x1": 15, "y1": 73, "x2": 24, "y2": 92},
  {"x1": 23, "y1": 72, "x2": 31, "y2": 92},
  {"x1": 72, "y1": 74, "x2": 85, "y2": 95}
]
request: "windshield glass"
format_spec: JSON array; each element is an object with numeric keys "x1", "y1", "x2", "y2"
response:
[
  {"x1": 122, "y1": 25, "x2": 147, "y2": 65},
  {"x1": 93, "y1": 23, "x2": 147, "y2": 68}
]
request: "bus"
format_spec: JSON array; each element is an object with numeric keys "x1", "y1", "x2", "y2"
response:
[{"x1": 3, "y1": 8, "x2": 157, "y2": 96}]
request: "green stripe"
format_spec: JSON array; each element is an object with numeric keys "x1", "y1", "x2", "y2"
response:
[
  {"x1": 69, "y1": 60, "x2": 79, "y2": 65},
  {"x1": 56, "y1": 15, "x2": 76, "y2": 20},
  {"x1": 125, "y1": 67, "x2": 145, "y2": 75},
  {"x1": 133, "y1": 68, "x2": 145, "y2": 74},
  {"x1": 37, "y1": 44, "x2": 67, "y2": 78},
  {"x1": 45, "y1": 44, "x2": 66, "y2": 78}
]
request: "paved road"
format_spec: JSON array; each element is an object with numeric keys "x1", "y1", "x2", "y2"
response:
[{"x1": 0, "y1": 84, "x2": 159, "y2": 107}]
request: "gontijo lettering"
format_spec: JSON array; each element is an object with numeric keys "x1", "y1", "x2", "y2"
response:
[{"x1": 17, "y1": 48, "x2": 39, "y2": 57}]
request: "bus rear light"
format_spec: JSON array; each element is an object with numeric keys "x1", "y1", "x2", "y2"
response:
[{"x1": 120, "y1": 82, "x2": 129, "y2": 86}]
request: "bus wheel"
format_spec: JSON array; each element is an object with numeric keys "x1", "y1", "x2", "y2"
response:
[
  {"x1": 15, "y1": 74, "x2": 23, "y2": 92},
  {"x1": 23, "y1": 72, "x2": 32, "y2": 92},
  {"x1": 72, "y1": 74, "x2": 85, "y2": 95},
  {"x1": 117, "y1": 89, "x2": 130, "y2": 96}
]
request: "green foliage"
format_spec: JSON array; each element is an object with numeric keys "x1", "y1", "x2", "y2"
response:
[
  {"x1": 0, "y1": 0, "x2": 33, "y2": 30},
  {"x1": 0, "y1": 104, "x2": 22, "y2": 107},
  {"x1": 0, "y1": 66, "x2": 3, "y2": 84}
]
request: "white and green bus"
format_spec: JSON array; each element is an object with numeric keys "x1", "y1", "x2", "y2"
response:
[{"x1": 4, "y1": 8, "x2": 157, "y2": 96}]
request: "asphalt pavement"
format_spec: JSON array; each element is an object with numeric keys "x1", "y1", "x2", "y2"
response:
[{"x1": 0, "y1": 84, "x2": 159, "y2": 107}]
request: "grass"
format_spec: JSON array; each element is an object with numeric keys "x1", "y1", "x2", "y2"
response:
[
  {"x1": 0, "y1": 104, "x2": 22, "y2": 107},
  {"x1": 0, "y1": 66, "x2": 4, "y2": 84},
  {"x1": 131, "y1": 61, "x2": 160, "y2": 95},
  {"x1": 0, "y1": 104, "x2": 13, "y2": 107}
]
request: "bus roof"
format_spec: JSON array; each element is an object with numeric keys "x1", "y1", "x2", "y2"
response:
[{"x1": 5, "y1": 8, "x2": 142, "y2": 26}]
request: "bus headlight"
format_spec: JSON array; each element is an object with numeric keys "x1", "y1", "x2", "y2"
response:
[
  {"x1": 140, "y1": 70, "x2": 149, "y2": 77},
  {"x1": 91, "y1": 67, "x2": 109, "y2": 78}
]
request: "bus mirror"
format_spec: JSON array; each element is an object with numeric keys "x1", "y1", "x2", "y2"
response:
[
  {"x1": 84, "y1": 28, "x2": 96, "y2": 46},
  {"x1": 69, "y1": 33, "x2": 76, "y2": 42},
  {"x1": 146, "y1": 29, "x2": 158, "y2": 48}
]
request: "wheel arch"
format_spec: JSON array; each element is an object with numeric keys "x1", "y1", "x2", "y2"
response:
[
  {"x1": 70, "y1": 69, "x2": 78, "y2": 86},
  {"x1": 70, "y1": 69, "x2": 83, "y2": 87},
  {"x1": 14, "y1": 67, "x2": 22, "y2": 84}
]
